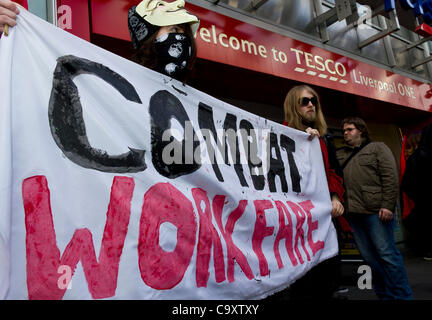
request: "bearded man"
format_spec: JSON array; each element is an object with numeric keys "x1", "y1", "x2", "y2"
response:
[
  {"x1": 280, "y1": 85, "x2": 345, "y2": 300},
  {"x1": 283, "y1": 85, "x2": 344, "y2": 217}
]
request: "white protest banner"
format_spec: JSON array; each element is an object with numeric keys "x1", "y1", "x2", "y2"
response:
[{"x1": 0, "y1": 9, "x2": 338, "y2": 300}]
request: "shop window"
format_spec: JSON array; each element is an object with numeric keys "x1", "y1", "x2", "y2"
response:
[
  {"x1": 28, "y1": 0, "x2": 48, "y2": 20},
  {"x1": 27, "y1": 0, "x2": 57, "y2": 25}
]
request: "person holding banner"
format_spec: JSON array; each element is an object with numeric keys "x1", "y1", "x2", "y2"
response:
[
  {"x1": 279, "y1": 84, "x2": 345, "y2": 300},
  {"x1": 127, "y1": 0, "x2": 199, "y2": 82},
  {"x1": 0, "y1": 0, "x2": 199, "y2": 83},
  {"x1": 0, "y1": 0, "x2": 19, "y2": 35},
  {"x1": 401, "y1": 122, "x2": 432, "y2": 261},
  {"x1": 283, "y1": 85, "x2": 345, "y2": 218},
  {"x1": 337, "y1": 117, "x2": 413, "y2": 300}
]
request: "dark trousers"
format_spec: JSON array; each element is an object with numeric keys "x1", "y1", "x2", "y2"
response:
[
  {"x1": 288, "y1": 255, "x2": 341, "y2": 300},
  {"x1": 348, "y1": 213, "x2": 413, "y2": 300},
  {"x1": 404, "y1": 203, "x2": 432, "y2": 255},
  {"x1": 264, "y1": 255, "x2": 341, "y2": 301},
  {"x1": 265, "y1": 219, "x2": 344, "y2": 301}
]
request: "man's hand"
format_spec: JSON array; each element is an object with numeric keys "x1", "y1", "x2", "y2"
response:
[
  {"x1": 306, "y1": 127, "x2": 320, "y2": 141},
  {"x1": 379, "y1": 208, "x2": 393, "y2": 222},
  {"x1": 331, "y1": 195, "x2": 344, "y2": 218},
  {"x1": 0, "y1": 0, "x2": 19, "y2": 35}
]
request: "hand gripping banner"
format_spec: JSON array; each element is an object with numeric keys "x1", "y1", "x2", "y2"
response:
[{"x1": 0, "y1": 9, "x2": 338, "y2": 300}]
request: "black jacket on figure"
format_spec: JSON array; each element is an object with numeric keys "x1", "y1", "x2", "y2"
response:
[{"x1": 402, "y1": 123, "x2": 432, "y2": 203}]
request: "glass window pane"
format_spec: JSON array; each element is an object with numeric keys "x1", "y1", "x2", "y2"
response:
[{"x1": 28, "y1": 0, "x2": 48, "y2": 21}]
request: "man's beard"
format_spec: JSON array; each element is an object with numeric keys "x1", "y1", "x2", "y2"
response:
[{"x1": 301, "y1": 112, "x2": 316, "y2": 127}]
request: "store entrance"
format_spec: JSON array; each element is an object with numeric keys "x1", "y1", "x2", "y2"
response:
[
  {"x1": 90, "y1": 33, "x2": 432, "y2": 259},
  {"x1": 190, "y1": 58, "x2": 432, "y2": 262}
]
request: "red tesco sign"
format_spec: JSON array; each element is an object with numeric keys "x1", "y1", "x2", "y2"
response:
[{"x1": 64, "y1": 0, "x2": 432, "y2": 113}]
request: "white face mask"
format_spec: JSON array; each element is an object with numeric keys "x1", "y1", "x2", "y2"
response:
[{"x1": 136, "y1": 0, "x2": 199, "y2": 35}]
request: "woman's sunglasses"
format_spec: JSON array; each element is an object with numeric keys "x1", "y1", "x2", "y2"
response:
[{"x1": 299, "y1": 96, "x2": 318, "y2": 106}]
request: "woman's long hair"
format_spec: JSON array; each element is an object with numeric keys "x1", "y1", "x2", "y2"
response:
[
  {"x1": 132, "y1": 23, "x2": 197, "y2": 80},
  {"x1": 283, "y1": 85, "x2": 328, "y2": 136}
]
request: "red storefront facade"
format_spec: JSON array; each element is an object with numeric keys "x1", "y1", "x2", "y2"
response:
[
  {"x1": 54, "y1": 0, "x2": 432, "y2": 127},
  {"x1": 18, "y1": 0, "x2": 432, "y2": 252}
]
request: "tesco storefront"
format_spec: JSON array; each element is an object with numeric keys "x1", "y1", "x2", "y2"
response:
[
  {"x1": 14, "y1": 0, "x2": 432, "y2": 255},
  {"x1": 49, "y1": 1, "x2": 432, "y2": 118}
]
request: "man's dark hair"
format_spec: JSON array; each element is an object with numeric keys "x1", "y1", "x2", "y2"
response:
[{"x1": 341, "y1": 117, "x2": 370, "y2": 140}]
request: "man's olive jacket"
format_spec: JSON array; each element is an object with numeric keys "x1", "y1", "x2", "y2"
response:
[{"x1": 336, "y1": 141, "x2": 398, "y2": 214}]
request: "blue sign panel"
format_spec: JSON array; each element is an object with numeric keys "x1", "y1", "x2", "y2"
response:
[{"x1": 384, "y1": 0, "x2": 432, "y2": 25}]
